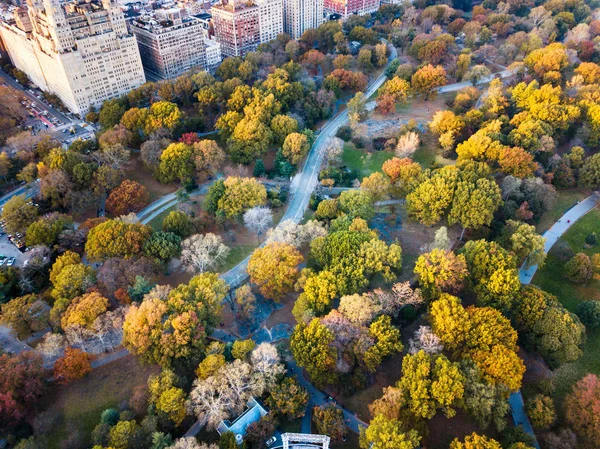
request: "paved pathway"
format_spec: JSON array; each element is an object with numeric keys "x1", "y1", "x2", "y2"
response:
[
  {"x1": 519, "y1": 193, "x2": 599, "y2": 282},
  {"x1": 511, "y1": 192, "x2": 598, "y2": 449}
]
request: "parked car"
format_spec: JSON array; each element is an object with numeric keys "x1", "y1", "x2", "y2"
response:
[{"x1": 266, "y1": 437, "x2": 277, "y2": 447}]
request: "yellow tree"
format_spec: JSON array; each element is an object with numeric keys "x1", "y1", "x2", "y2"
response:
[
  {"x1": 414, "y1": 249, "x2": 469, "y2": 298},
  {"x1": 450, "y1": 433, "x2": 502, "y2": 449},
  {"x1": 247, "y1": 242, "x2": 303, "y2": 301},
  {"x1": 218, "y1": 177, "x2": 267, "y2": 218},
  {"x1": 411, "y1": 64, "x2": 447, "y2": 100},
  {"x1": 361, "y1": 172, "x2": 391, "y2": 204},
  {"x1": 61, "y1": 291, "x2": 109, "y2": 329},
  {"x1": 282, "y1": 132, "x2": 310, "y2": 165}
]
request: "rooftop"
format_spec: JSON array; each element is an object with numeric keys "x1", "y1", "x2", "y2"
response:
[{"x1": 217, "y1": 397, "x2": 268, "y2": 441}]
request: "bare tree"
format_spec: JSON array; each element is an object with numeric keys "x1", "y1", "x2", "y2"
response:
[
  {"x1": 181, "y1": 233, "x2": 230, "y2": 273},
  {"x1": 94, "y1": 144, "x2": 130, "y2": 170},
  {"x1": 266, "y1": 219, "x2": 327, "y2": 248},
  {"x1": 325, "y1": 137, "x2": 344, "y2": 167},
  {"x1": 369, "y1": 282, "x2": 424, "y2": 318},
  {"x1": 408, "y1": 326, "x2": 443, "y2": 354},
  {"x1": 243, "y1": 206, "x2": 273, "y2": 243},
  {"x1": 36, "y1": 332, "x2": 66, "y2": 365},
  {"x1": 395, "y1": 132, "x2": 420, "y2": 158},
  {"x1": 169, "y1": 438, "x2": 218, "y2": 449},
  {"x1": 529, "y1": 6, "x2": 552, "y2": 27},
  {"x1": 250, "y1": 343, "x2": 285, "y2": 388}
]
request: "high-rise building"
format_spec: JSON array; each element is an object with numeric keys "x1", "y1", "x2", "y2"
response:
[
  {"x1": 282, "y1": 0, "x2": 323, "y2": 39},
  {"x1": 131, "y1": 7, "x2": 219, "y2": 80},
  {"x1": 256, "y1": 0, "x2": 282, "y2": 44},
  {"x1": 211, "y1": 0, "x2": 282, "y2": 57},
  {"x1": 0, "y1": 0, "x2": 146, "y2": 114},
  {"x1": 211, "y1": 0, "x2": 260, "y2": 57},
  {"x1": 323, "y1": 0, "x2": 379, "y2": 17}
]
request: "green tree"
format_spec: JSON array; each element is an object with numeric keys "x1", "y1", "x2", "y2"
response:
[
  {"x1": 143, "y1": 231, "x2": 181, "y2": 262},
  {"x1": 2, "y1": 195, "x2": 37, "y2": 234},
  {"x1": 338, "y1": 189, "x2": 375, "y2": 221},
  {"x1": 162, "y1": 210, "x2": 194, "y2": 238},
  {"x1": 499, "y1": 220, "x2": 546, "y2": 268},
  {"x1": 526, "y1": 394, "x2": 555, "y2": 430},
  {"x1": 581, "y1": 153, "x2": 600, "y2": 188},
  {"x1": 25, "y1": 213, "x2": 72, "y2": 247},
  {"x1": 99, "y1": 99, "x2": 126, "y2": 129}
]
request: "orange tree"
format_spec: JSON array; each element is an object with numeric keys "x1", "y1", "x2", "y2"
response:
[{"x1": 54, "y1": 347, "x2": 92, "y2": 384}]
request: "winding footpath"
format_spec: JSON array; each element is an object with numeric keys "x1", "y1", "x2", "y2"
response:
[{"x1": 512, "y1": 192, "x2": 599, "y2": 449}]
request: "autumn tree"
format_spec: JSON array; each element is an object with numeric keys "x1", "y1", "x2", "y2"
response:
[
  {"x1": 581, "y1": 153, "x2": 600, "y2": 188},
  {"x1": 282, "y1": 132, "x2": 310, "y2": 165},
  {"x1": 266, "y1": 377, "x2": 309, "y2": 420},
  {"x1": 0, "y1": 294, "x2": 48, "y2": 339},
  {"x1": 158, "y1": 143, "x2": 194, "y2": 184},
  {"x1": 565, "y1": 374, "x2": 600, "y2": 446},
  {"x1": 382, "y1": 158, "x2": 422, "y2": 197},
  {"x1": 248, "y1": 242, "x2": 303, "y2": 300},
  {"x1": 290, "y1": 318, "x2": 337, "y2": 386},
  {"x1": 450, "y1": 433, "x2": 502, "y2": 449},
  {"x1": 193, "y1": 140, "x2": 226, "y2": 175},
  {"x1": 25, "y1": 213, "x2": 72, "y2": 247},
  {"x1": 123, "y1": 274, "x2": 227, "y2": 368},
  {"x1": 313, "y1": 405, "x2": 346, "y2": 440},
  {"x1": 0, "y1": 352, "x2": 46, "y2": 429},
  {"x1": 359, "y1": 414, "x2": 421, "y2": 449},
  {"x1": 414, "y1": 249, "x2": 468, "y2": 298},
  {"x1": 148, "y1": 370, "x2": 187, "y2": 425},
  {"x1": 2, "y1": 194, "x2": 37, "y2": 234},
  {"x1": 565, "y1": 253, "x2": 593, "y2": 283},
  {"x1": 106, "y1": 180, "x2": 149, "y2": 216},
  {"x1": 411, "y1": 64, "x2": 447, "y2": 100},
  {"x1": 54, "y1": 347, "x2": 92, "y2": 384},
  {"x1": 448, "y1": 177, "x2": 502, "y2": 238},
  {"x1": 398, "y1": 350, "x2": 465, "y2": 420},
  {"x1": 85, "y1": 218, "x2": 153, "y2": 261},
  {"x1": 216, "y1": 177, "x2": 267, "y2": 218},
  {"x1": 61, "y1": 291, "x2": 109, "y2": 330},
  {"x1": 361, "y1": 172, "x2": 390, "y2": 204},
  {"x1": 499, "y1": 220, "x2": 546, "y2": 268},
  {"x1": 526, "y1": 394, "x2": 555, "y2": 430}
]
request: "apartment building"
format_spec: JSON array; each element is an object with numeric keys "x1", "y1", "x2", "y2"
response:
[
  {"x1": 323, "y1": 0, "x2": 379, "y2": 17},
  {"x1": 282, "y1": 0, "x2": 323, "y2": 39},
  {"x1": 211, "y1": 0, "x2": 282, "y2": 57},
  {"x1": 0, "y1": 0, "x2": 146, "y2": 114},
  {"x1": 256, "y1": 0, "x2": 282, "y2": 44},
  {"x1": 210, "y1": 0, "x2": 260, "y2": 57},
  {"x1": 131, "y1": 7, "x2": 219, "y2": 79}
]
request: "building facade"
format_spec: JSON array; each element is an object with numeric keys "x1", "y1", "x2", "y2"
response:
[
  {"x1": 256, "y1": 0, "x2": 282, "y2": 44},
  {"x1": 282, "y1": 0, "x2": 323, "y2": 39},
  {"x1": 323, "y1": 0, "x2": 379, "y2": 17},
  {"x1": 210, "y1": 0, "x2": 260, "y2": 57},
  {"x1": 131, "y1": 7, "x2": 218, "y2": 80},
  {"x1": 0, "y1": 0, "x2": 146, "y2": 114}
]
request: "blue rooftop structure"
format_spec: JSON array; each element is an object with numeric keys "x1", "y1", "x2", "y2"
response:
[{"x1": 217, "y1": 397, "x2": 269, "y2": 444}]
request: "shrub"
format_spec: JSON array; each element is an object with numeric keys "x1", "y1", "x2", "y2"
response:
[
  {"x1": 576, "y1": 301, "x2": 600, "y2": 330},
  {"x1": 586, "y1": 232, "x2": 598, "y2": 246},
  {"x1": 101, "y1": 408, "x2": 120, "y2": 426},
  {"x1": 336, "y1": 125, "x2": 353, "y2": 141}
]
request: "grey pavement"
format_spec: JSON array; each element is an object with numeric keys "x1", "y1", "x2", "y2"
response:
[
  {"x1": 519, "y1": 193, "x2": 599, "y2": 282},
  {"x1": 0, "y1": 325, "x2": 33, "y2": 355}
]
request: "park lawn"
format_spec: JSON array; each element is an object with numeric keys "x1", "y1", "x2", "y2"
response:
[
  {"x1": 146, "y1": 204, "x2": 176, "y2": 230},
  {"x1": 220, "y1": 244, "x2": 255, "y2": 272},
  {"x1": 536, "y1": 189, "x2": 590, "y2": 233},
  {"x1": 125, "y1": 155, "x2": 177, "y2": 202},
  {"x1": 341, "y1": 145, "x2": 394, "y2": 177},
  {"x1": 40, "y1": 355, "x2": 159, "y2": 449}
]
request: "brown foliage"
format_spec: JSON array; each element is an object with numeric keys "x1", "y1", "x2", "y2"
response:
[{"x1": 54, "y1": 347, "x2": 92, "y2": 384}]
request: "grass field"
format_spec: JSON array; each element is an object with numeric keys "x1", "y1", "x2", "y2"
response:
[
  {"x1": 341, "y1": 145, "x2": 394, "y2": 177},
  {"x1": 39, "y1": 355, "x2": 158, "y2": 449},
  {"x1": 146, "y1": 204, "x2": 176, "y2": 230},
  {"x1": 221, "y1": 244, "x2": 255, "y2": 272},
  {"x1": 531, "y1": 206, "x2": 600, "y2": 403}
]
